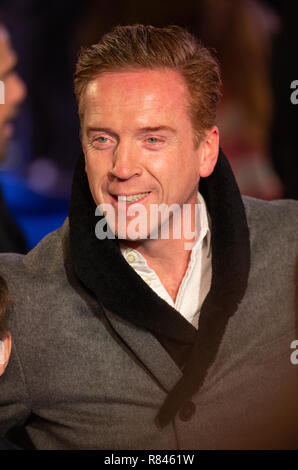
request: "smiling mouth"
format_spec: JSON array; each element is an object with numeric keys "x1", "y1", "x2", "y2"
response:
[{"x1": 111, "y1": 192, "x2": 151, "y2": 204}]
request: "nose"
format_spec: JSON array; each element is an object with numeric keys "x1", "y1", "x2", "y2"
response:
[{"x1": 110, "y1": 140, "x2": 142, "y2": 180}]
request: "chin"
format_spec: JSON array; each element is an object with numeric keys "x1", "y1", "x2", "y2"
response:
[{"x1": 116, "y1": 227, "x2": 149, "y2": 241}]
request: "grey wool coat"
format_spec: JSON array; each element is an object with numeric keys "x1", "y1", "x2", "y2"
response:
[{"x1": 0, "y1": 149, "x2": 297, "y2": 450}]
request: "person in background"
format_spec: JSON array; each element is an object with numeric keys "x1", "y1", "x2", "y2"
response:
[
  {"x1": 0, "y1": 24, "x2": 27, "y2": 254},
  {"x1": 0, "y1": 273, "x2": 19, "y2": 450},
  {"x1": 270, "y1": 0, "x2": 298, "y2": 200},
  {"x1": 0, "y1": 274, "x2": 11, "y2": 376},
  {"x1": 199, "y1": 0, "x2": 283, "y2": 200}
]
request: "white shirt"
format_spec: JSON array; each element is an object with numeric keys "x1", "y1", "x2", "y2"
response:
[{"x1": 120, "y1": 192, "x2": 212, "y2": 328}]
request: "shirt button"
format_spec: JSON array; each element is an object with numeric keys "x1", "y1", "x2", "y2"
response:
[
  {"x1": 126, "y1": 253, "x2": 136, "y2": 263},
  {"x1": 144, "y1": 277, "x2": 152, "y2": 286},
  {"x1": 179, "y1": 401, "x2": 196, "y2": 422}
]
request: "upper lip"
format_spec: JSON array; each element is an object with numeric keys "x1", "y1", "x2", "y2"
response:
[{"x1": 110, "y1": 191, "x2": 151, "y2": 197}]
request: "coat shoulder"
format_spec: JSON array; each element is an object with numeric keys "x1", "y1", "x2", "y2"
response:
[
  {"x1": 242, "y1": 195, "x2": 298, "y2": 221},
  {"x1": 242, "y1": 196, "x2": 298, "y2": 250},
  {"x1": 0, "y1": 217, "x2": 69, "y2": 286}
]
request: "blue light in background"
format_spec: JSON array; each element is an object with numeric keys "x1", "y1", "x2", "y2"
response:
[{"x1": 0, "y1": 171, "x2": 69, "y2": 250}]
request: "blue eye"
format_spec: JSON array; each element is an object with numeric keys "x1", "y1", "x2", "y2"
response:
[
  {"x1": 147, "y1": 137, "x2": 159, "y2": 143},
  {"x1": 92, "y1": 135, "x2": 114, "y2": 150}
]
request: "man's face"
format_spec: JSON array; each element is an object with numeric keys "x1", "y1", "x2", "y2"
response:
[
  {"x1": 0, "y1": 27, "x2": 26, "y2": 159},
  {"x1": 82, "y1": 68, "x2": 217, "y2": 240}
]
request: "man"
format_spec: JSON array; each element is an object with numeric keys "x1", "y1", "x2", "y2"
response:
[
  {"x1": 0, "y1": 274, "x2": 11, "y2": 376},
  {"x1": 0, "y1": 25, "x2": 27, "y2": 253},
  {"x1": 0, "y1": 275, "x2": 17, "y2": 450},
  {"x1": 0, "y1": 25, "x2": 297, "y2": 450}
]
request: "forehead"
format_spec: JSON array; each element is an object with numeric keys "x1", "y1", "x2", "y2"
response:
[{"x1": 83, "y1": 68, "x2": 191, "y2": 128}]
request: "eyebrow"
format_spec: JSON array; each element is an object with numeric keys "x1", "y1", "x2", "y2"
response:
[
  {"x1": 137, "y1": 126, "x2": 177, "y2": 134},
  {"x1": 86, "y1": 127, "x2": 119, "y2": 140},
  {"x1": 86, "y1": 125, "x2": 177, "y2": 137}
]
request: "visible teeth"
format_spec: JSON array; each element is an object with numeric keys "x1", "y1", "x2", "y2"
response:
[{"x1": 118, "y1": 192, "x2": 150, "y2": 203}]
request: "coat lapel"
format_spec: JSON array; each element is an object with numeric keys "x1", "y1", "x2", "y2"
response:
[{"x1": 102, "y1": 305, "x2": 183, "y2": 393}]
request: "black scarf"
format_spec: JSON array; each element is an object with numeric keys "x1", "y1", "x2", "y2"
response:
[{"x1": 69, "y1": 148, "x2": 250, "y2": 427}]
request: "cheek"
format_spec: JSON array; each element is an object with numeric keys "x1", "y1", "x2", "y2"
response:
[
  {"x1": 84, "y1": 158, "x2": 94, "y2": 185},
  {"x1": 84, "y1": 153, "x2": 111, "y2": 193},
  {"x1": 84, "y1": 155, "x2": 100, "y2": 192},
  {"x1": 84, "y1": 150, "x2": 102, "y2": 178},
  {"x1": 146, "y1": 154, "x2": 181, "y2": 200},
  {"x1": 147, "y1": 147, "x2": 181, "y2": 176}
]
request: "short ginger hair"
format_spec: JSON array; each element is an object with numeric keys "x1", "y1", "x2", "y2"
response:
[
  {"x1": 74, "y1": 24, "x2": 221, "y2": 141},
  {"x1": 0, "y1": 275, "x2": 9, "y2": 341}
]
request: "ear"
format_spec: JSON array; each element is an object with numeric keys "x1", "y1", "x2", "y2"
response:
[{"x1": 198, "y1": 126, "x2": 219, "y2": 178}]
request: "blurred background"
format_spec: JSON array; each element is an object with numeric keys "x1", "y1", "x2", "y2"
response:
[{"x1": 0, "y1": 0, "x2": 297, "y2": 251}]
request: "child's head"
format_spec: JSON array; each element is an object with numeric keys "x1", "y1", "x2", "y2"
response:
[{"x1": 0, "y1": 275, "x2": 11, "y2": 376}]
